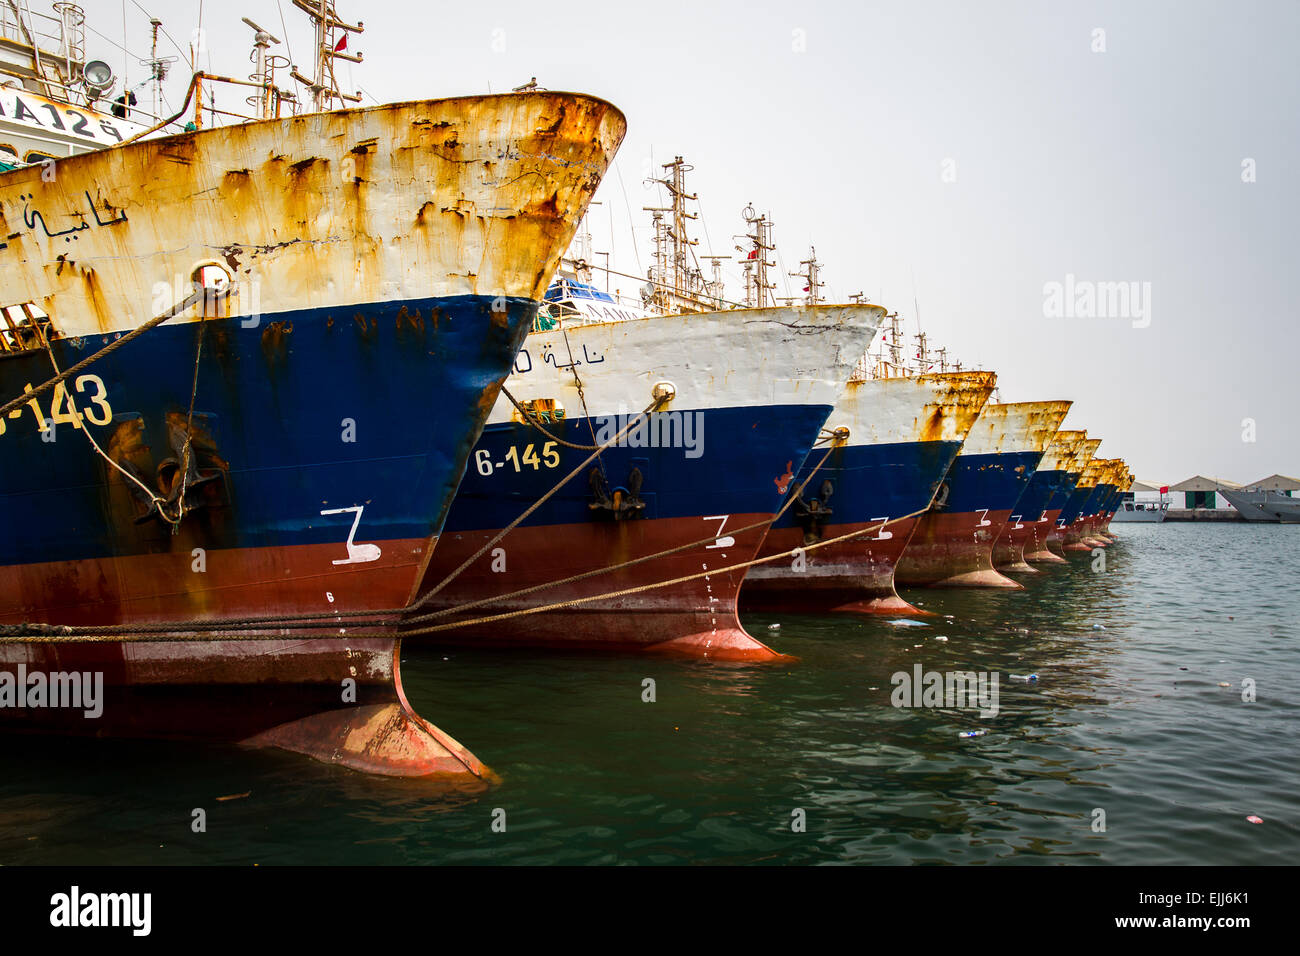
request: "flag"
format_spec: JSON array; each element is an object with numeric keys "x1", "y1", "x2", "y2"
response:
[
  {"x1": 1159, "y1": 485, "x2": 1169, "y2": 494},
  {"x1": 334, "y1": 34, "x2": 348, "y2": 52},
  {"x1": 747, "y1": 249, "x2": 758, "y2": 260}
]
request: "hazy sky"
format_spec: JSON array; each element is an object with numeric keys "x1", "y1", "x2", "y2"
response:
[{"x1": 87, "y1": 0, "x2": 1298, "y2": 482}]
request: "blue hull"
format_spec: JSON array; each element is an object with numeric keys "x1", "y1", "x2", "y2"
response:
[
  {"x1": 1013, "y1": 468, "x2": 1073, "y2": 524},
  {"x1": 936, "y1": 450, "x2": 1044, "y2": 516},
  {"x1": 759, "y1": 439, "x2": 964, "y2": 533},
  {"x1": 1, "y1": 294, "x2": 535, "y2": 621},
  {"x1": 437, "y1": 403, "x2": 834, "y2": 534}
]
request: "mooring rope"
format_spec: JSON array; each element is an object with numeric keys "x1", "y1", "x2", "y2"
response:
[
  {"x1": 402, "y1": 439, "x2": 842, "y2": 626},
  {"x1": 0, "y1": 394, "x2": 670, "y2": 639},
  {"x1": 407, "y1": 393, "x2": 669, "y2": 610},
  {"x1": 401, "y1": 506, "x2": 937, "y2": 636},
  {"x1": 0, "y1": 388, "x2": 916, "y2": 646},
  {"x1": 0, "y1": 430, "x2": 877, "y2": 644},
  {"x1": 500, "y1": 385, "x2": 601, "y2": 451},
  {"x1": 0, "y1": 505, "x2": 928, "y2": 645}
]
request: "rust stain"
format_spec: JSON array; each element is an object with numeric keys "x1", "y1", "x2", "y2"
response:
[
  {"x1": 260, "y1": 320, "x2": 293, "y2": 358},
  {"x1": 395, "y1": 305, "x2": 424, "y2": 334},
  {"x1": 0, "y1": 92, "x2": 628, "y2": 339}
]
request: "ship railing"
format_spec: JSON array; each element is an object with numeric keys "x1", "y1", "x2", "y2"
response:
[
  {"x1": 114, "y1": 71, "x2": 300, "y2": 147},
  {"x1": 0, "y1": 302, "x2": 57, "y2": 355},
  {"x1": 0, "y1": 5, "x2": 70, "y2": 55}
]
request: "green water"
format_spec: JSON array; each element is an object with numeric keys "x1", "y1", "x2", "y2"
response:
[{"x1": 2, "y1": 523, "x2": 1296, "y2": 865}]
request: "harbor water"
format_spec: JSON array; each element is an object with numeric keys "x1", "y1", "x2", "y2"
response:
[{"x1": 2, "y1": 523, "x2": 1295, "y2": 865}]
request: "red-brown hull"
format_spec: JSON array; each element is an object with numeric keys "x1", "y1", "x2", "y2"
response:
[
  {"x1": 1063, "y1": 518, "x2": 1106, "y2": 551},
  {"x1": 895, "y1": 509, "x2": 1024, "y2": 588},
  {"x1": 0, "y1": 539, "x2": 426, "y2": 628},
  {"x1": 1024, "y1": 509, "x2": 1069, "y2": 563},
  {"x1": 0, "y1": 637, "x2": 490, "y2": 778},
  {"x1": 408, "y1": 516, "x2": 786, "y2": 661},
  {"x1": 993, "y1": 519, "x2": 1051, "y2": 572},
  {"x1": 740, "y1": 517, "x2": 925, "y2": 614}
]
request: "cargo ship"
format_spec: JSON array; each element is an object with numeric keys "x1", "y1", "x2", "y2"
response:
[
  {"x1": 740, "y1": 362, "x2": 995, "y2": 615},
  {"x1": 1062, "y1": 460, "x2": 1111, "y2": 551},
  {"x1": 1046, "y1": 438, "x2": 1101, "y2": 556},
  {"x1": 993, "y1": 428, "x2": 1087, "y2": 571},
  {"x1": 1022, "y1": 430, "x2": 1088, "y2": 563},
  {"x1": 894, "y1": 400, "x2": 1071, "y2": 588},
  {"x1": 407, "y1": 295, "x2": 885, "y2": 658},
  {"x1": 1088, "y1": 460, "x2": 1127, "y2": 542},
  {"x1": 0, "y1": 3, "x2": 626, "y2": 775},
  {"x1": 406, "y1": 181, "x2": 886, "y2": 658}
]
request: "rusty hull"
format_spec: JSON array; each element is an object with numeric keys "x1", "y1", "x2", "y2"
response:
[
  {"x1": 0, "y1": 91, "x2": 629, "y2": 778},
  {"x1": 0, "y1": 92, "x2": 628, "y2": 336}
]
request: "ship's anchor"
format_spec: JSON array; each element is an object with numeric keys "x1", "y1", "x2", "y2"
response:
[
  {"x1": 122, "y1": 419, "x2": 226, "y2": 526},
  {"x1": 793, "y1": 478, "x2": 834, "y2": 544},
  {"x1": 588, "y1": 466, "x2": 646, "y2": 521}
]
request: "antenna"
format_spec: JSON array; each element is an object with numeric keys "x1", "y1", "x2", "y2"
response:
[
  {"x1": 138, "y1": 18, "x2": 177, "y2": 120},
  {"x1": 242, "y1": 18, "x2": 284, "y2": 119}
]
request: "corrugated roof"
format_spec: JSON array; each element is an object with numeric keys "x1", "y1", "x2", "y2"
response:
[
  {"x1": 1244, "y1": 473, "x2": 1300, "y2": 491},
  {"x1": 1170, "y1": 475, "x2": 1243, "y2": 491}
]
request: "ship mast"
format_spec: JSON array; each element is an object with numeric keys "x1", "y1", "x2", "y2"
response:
[
  {"x1": 736, "y1": 205, "x2": 775, "y2": 308},
  {"x1": 913, "y1": 330, "x2": 930, "y2": 373},
  {"x1": 888, "y1": 312, "x2": 904, "y2": 369},
  {"x1": 139, "y1": 18, "x2": 176, "y2": 121},
  {"x1": 289, "y1": 0, "x2": 363, "y2": 112},
  {"x1": 644, "y1": 156, "x2": 708, "y2": 312},
  {"x1": 790, "y1": 246, "x2": 823, "y2": 305},
  {"x1": 703, "y1": 255, "x2": 730, "y2": 309}
]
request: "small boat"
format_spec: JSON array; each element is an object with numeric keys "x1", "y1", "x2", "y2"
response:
[{"x1": 1112, "y1": 492, "x2": 1170, "y2": 522}]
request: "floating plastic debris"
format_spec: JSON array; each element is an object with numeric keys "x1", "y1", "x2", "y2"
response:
[
  {"x1": 1092, "y1": 624, "x2": 1106, "y2": 630},
  {"x1": 958, "y1": 730, "x2": 987, "y2": 738},
  {"x1": 767, "y1": 623, "x2": 781, "y2": 630},
  {"x1": 1218, "y1": 682, "x2": 1231, "y2": 687},
  {"x1": 888, "y1": 619, "x2": 928, "y2": 627},
  {"x1": 1009, "y1": 673, "x2": 1039, "y2": 682},
  {"x1": 934, "y1": 636, "x2": 949, "y2": 642},
  {"x1": 1247, "y1": 815, "x2": 1263, "y2": 824}
]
